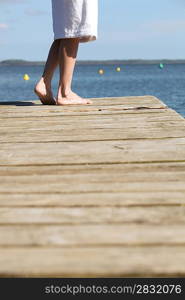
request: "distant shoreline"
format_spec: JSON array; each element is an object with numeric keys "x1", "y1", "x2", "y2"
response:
[{"x1": 0, "y1": 59, "x2": 185, "y2": 66}]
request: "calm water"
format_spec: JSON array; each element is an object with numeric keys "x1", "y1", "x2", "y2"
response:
[{"x1": 0, "y1": 63, "x2": 185, "y2": 117}]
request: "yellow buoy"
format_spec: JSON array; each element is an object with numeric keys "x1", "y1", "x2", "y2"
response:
[
  {"x1": 98, "y1": 69, "x2": 104, "y2": 75},
  {"x1": 23, "y1": 74, "x2": 30, "y2": 81},
  {"x1": 116, "y1": 67, "x2": 121, "y2": 72}
]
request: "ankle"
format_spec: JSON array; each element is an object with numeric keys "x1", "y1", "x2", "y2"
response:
[
  {"x1": 39, "y1": 77, "x2": 52, "y2": 88},
  {"x1": 58, "y1": 86, "x2": 72, "y2": 98}
]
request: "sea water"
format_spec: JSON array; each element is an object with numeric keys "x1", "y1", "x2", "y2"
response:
[{"x1": 0, "y1": 63, "x2": 184, "y2": 117}]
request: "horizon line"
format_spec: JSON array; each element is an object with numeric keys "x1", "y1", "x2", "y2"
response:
[{"x1": 1, "y1": 58, "x2": 185, "y2": 62}]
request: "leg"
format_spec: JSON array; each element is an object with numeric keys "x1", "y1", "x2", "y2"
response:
[
  {"x1": 57, "y1": 38, "x2": 93, "y2": 105},
  {"x1": 34, "y1": 39, "x2": 60, "y2": 105}
]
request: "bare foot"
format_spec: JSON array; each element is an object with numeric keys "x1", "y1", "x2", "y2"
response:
[
  {"x1": 34, "y1": 78, "x2": 56, "y2": 105},
  {"x1": 57, "y1": 91, "x2": 93, "y2": 105}
]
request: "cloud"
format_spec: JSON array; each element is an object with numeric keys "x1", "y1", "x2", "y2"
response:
[
  {"x1": 0, "y1": 0, "x2": 25, "y2": 3},
  {"x1": 0, "y1": 23, "x2": 8, "y2": 29},
  {"x1": 25, "y1": 9, "x2": 47, "y2": 16},
  {"x1": 103, "y1": 19, "x2": 185, "y2": 44}
]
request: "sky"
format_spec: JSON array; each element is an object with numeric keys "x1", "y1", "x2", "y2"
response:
[{"x1": 0, "y1": 0, "x2": 185, "y2": 61}]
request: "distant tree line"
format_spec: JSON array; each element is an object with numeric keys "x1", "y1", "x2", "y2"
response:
[{"x1": 0, "y1": 59, "x2": 185, "y2": 66}]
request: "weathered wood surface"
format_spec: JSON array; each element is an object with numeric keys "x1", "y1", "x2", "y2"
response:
[
  {"x1": 0, "y1": 95, "x2": 185, "y2": 277},
  {"x1": 1, "y1": 224, "x2": 185, "y2": 246},
  {"x1": 0, "y1": 206, "x2": 185, "y2": 224},
  {"x1": 1, "y1": 247, "x2": 185, "y2": 277},
  {"x1": 1, "y1": 139, "x2": 185, "y2": 165}
]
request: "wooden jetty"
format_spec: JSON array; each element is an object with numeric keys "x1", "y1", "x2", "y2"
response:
[{"x1": 0, "y1": 95, "x2": 185, "y2": 277}]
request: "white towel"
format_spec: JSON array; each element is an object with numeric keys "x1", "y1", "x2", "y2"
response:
[{"x1": 52, "y1": 0, "x2": 98, "y2": 43}]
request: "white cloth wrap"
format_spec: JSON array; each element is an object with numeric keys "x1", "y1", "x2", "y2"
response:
[{"x1": 52, "y1": 0, "x2": 98, "y2": 42}]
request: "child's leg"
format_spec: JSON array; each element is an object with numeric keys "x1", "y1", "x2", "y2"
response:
[
  {"x1": 34, "y1": 39, "x2": 60, "y2": 105},
  {"x1": 57, "y1": 38, "x2": 93, "y2": 105}
]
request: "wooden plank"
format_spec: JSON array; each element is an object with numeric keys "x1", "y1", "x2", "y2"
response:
[
  {"x1": 0, "y1": 103, "x2": 167, "y2": 113},
  {"x1": 1, "y1": 114, "x2": 183, "y2": 126},
  {"x1": 0, "y1": 224, "x2": 185, "y2": 246},
  {"x1": 0, "y1": 246, "x2": 185, "y2": 277},
  {"x1": 0, "y1": 95, "x2": 167, "y2": 107},
  {"x1": 0, "y1": 108, "x2": 172, "y2": 118},
  {"x1": 0, "y1": 173, "x2": 185, "y2": 194},
  {"x1": 0, "y1": 111, "x2": 182, "y2": 126},
  {"x1": 1, "y1": 161, "x2": 185, "y2": 173},
  {"x1": 1, "y1": 162, "x2": 185, "y2": 175},
  {"x1": 0, "y1": 192, "x2": 185, "y2": 207},
  {"x1": 1, "y1": 126, "x2": 185, "y2": 143},
  {"x1": 0, "y1": 206, "x2": 184, "y2": 225},
  {"x1": 1, "y1": 119, "x2": 183, "y2": 130},
  {"x1": 0, "y1": 97, "x2": 172, "y2": 121},
  {"x1": 0, "y1": 138, "x2": 185, "y2": 165},
  {"x1": 1, "y1": 163, "x2": 184, "y2": 201}
]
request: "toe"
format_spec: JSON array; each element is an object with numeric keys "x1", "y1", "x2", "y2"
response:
[{"x1": 87, "y1": 99, "x2": 93, "y2": 104}]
